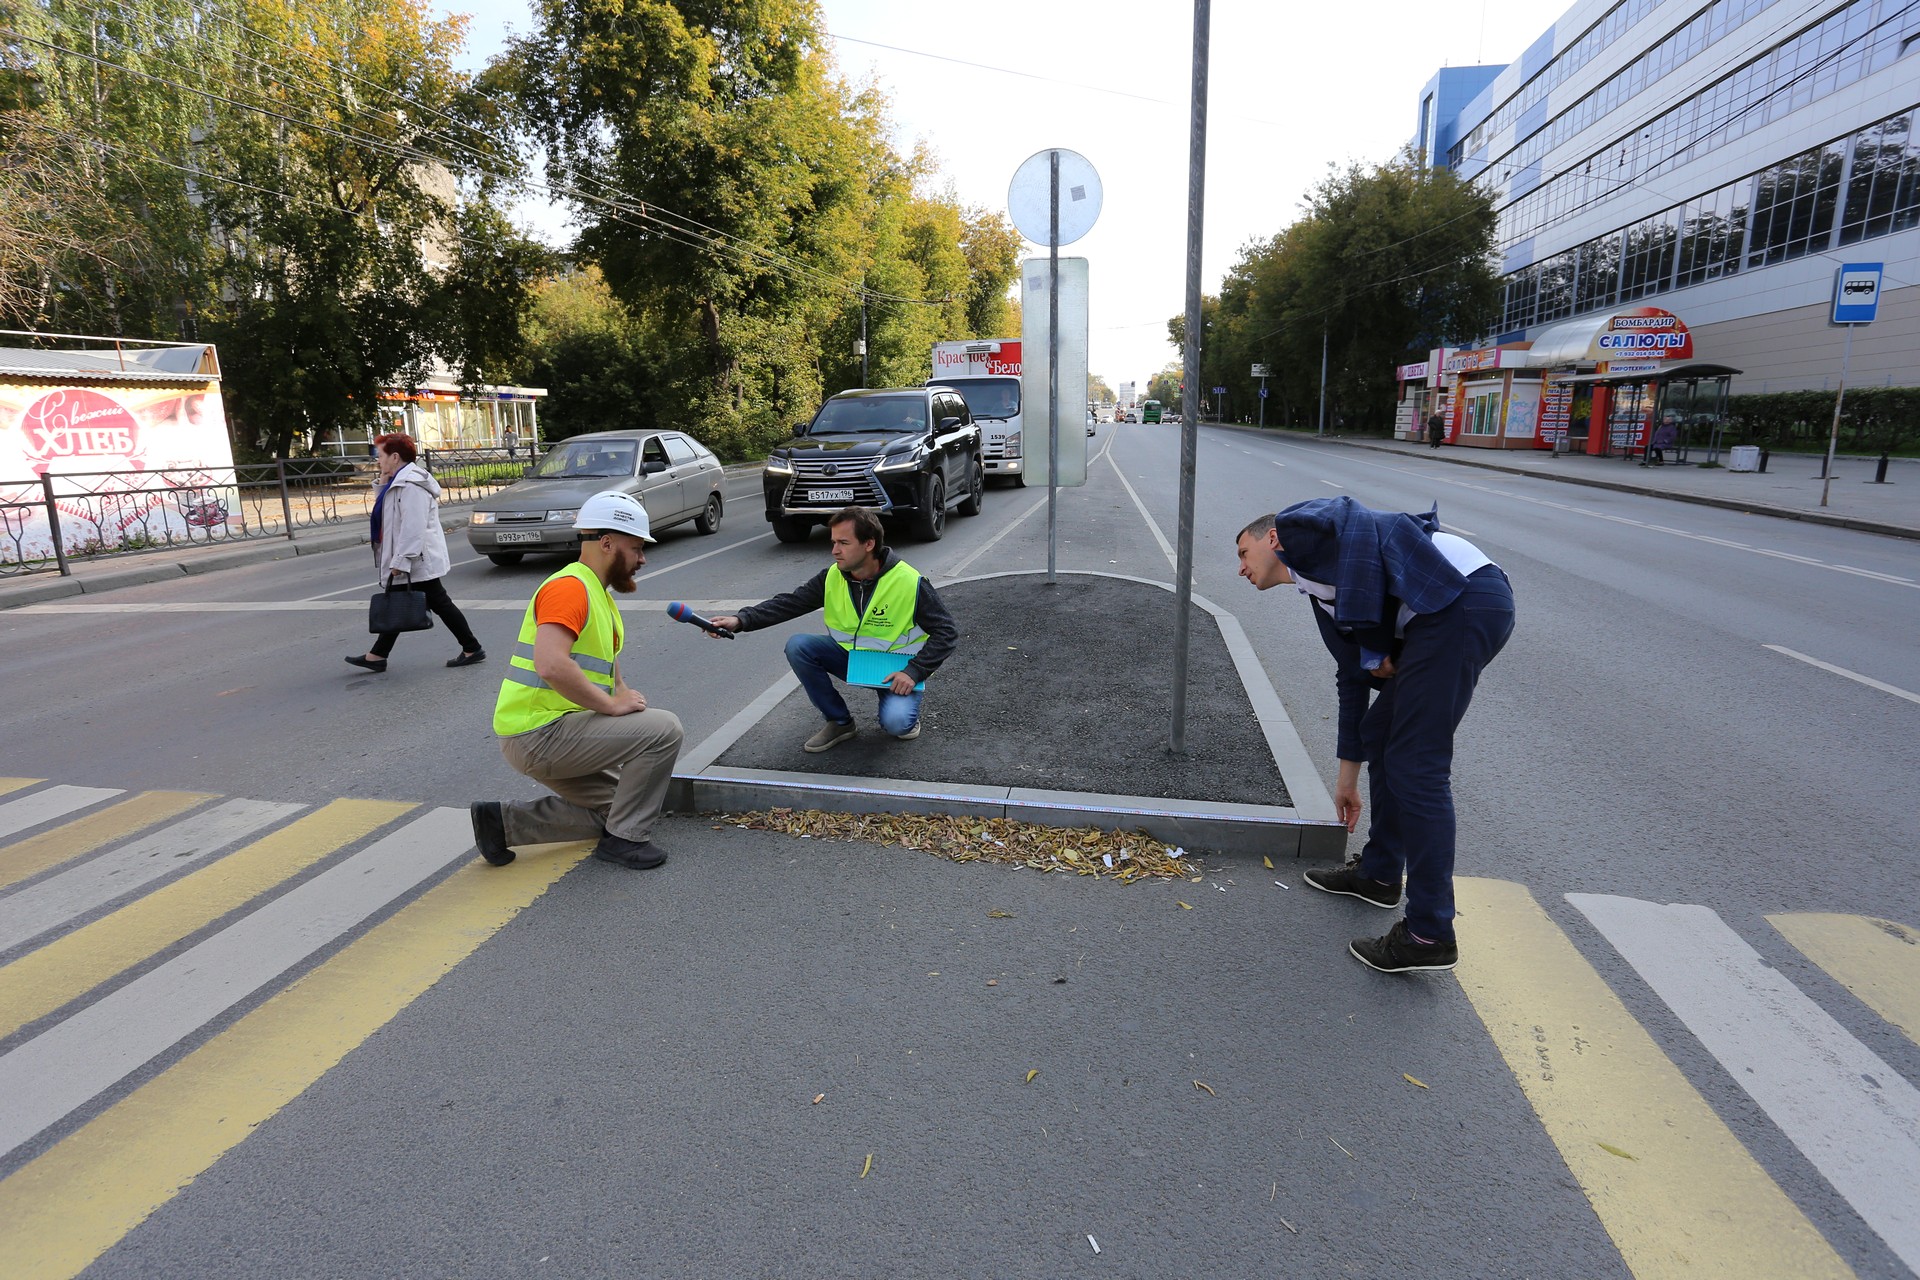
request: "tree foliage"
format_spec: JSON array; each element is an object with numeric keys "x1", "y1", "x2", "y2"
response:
[{"x1": 1172, "y1": 160, "x2": 1500, "y2": 429}]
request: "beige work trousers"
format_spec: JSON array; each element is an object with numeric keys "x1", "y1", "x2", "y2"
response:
[{"x1": 499, "y1": 706, "x2": 685, "y2": 846}]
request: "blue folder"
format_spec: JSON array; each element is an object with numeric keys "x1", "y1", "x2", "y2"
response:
[{"x1": 845, "y1": 649, "x2": 925, "y2": 690}]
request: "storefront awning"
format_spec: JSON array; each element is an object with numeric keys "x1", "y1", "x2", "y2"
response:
[{"x1": 1528, "y1": 306, "x2": 1698, "y2": 368}]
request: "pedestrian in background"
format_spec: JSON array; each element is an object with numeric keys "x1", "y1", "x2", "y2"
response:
[
  {"x1": 346, "y1": 432, "x2": 487, "y2": 673},
  {"x1": 1425, "y1": 411, "x2": 1446, "y2": 448},
  {"x1": 1648, "y1": 413, "x2": 1678, "y2": 466},
  {"x1": 1235, "y1": 497, "x2": 1514, "y2": 973}
]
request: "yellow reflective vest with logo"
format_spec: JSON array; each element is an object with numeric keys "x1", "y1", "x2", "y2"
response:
[
  {"x1": 493, "y1": 562, "x2": 623, "y2": 736},
  {"x1": 823, "y1": 561, "x2": 927, "y2": 657}
]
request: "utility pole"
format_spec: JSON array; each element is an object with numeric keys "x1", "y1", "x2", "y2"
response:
[
  {"x1": 1169, "y1": 0, "x2": 1209, "y2": 753},
  {"x1": 1316, "y1": 325, "x2": 1328, "y2": 436}
]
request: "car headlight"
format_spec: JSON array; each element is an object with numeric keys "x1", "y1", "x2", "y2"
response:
[
  {"x1": 470, "y1": 511, "x2": 496, "y2": 525},
  {"x1": 545, "y1": 509, "x2": 578, "y2": 522},
  {"x1": 1002, "y1": 432, "x2": 1022, "y2": 458},
  {"x1": 873, "y1": 453, "x2": 921, "y2": 472},
  {"x1": 765, "y1": 457, "x2": 794, "y2": 475}
]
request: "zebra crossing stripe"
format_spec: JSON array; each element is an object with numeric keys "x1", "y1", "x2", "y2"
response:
[
  {"x1": 1572, "y1": 894, "x2": 1920, "y2": 1273},
  {"x1": 0, "y1": 839, "x2": 593, "y2": 1280},
  {"x1": 0, "y1": 800, "x2": 414, "y2": 1040},
  {"x1": 0, "y1": 799, "x2": 304, "y2": 957},
  {"x1": 0, "y1": 806, "x2": 476, "y2": 1160},
  {"x1": 1453, "y1": 878, "x2": 1851, "y2": 1279},
  {"x1": 0, "y1": 780, "x2": 40, "y2": 797},
  {"x1": 0, "y1": 792, "x2": 212, "y2": 893},
  {"x1": 1769, "y1": 913, "x2": 1920, "y2": 1050},
  {"x1": 0, "y1": 787, "x2": 124, "y2": 848}
]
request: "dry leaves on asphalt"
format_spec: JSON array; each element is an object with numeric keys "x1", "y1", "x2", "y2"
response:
[{"x1": 719, "y1": 809, "x2": 1201, "y2": 881}]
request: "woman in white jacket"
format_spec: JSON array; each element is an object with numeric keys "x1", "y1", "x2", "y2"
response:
[{"x1": 346, "y1": 433, "x2": 486, "y2": 673}]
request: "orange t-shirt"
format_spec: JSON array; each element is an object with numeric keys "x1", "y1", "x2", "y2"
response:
[{"x1": 532, "y1": 576, "x2": 591, "y2": 637}]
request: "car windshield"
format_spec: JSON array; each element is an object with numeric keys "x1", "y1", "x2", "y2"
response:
[
  {"x1": 532, "y1": 440, "x2": 638, "y2": 478},
  {"x1": 950, "y1": 378, "x2": 1020, "y2": 420},
  {"x1": 809, "y1": 396, "x2": 925, "y2": 435}
]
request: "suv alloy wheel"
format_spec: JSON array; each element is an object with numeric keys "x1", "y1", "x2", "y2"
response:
[{"x1": 913, "y1": 475, "x2": 946, "y2": 541}]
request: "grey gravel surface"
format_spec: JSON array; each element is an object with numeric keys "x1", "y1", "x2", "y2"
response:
[{"x1": 716, "y1": 573, "x2": 1290, "y2": 806}]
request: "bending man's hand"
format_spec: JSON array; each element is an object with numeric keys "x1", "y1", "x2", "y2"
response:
[
  {"x1": 886, "y1": 670, "x2": 917, "y2": 696},
  {"x1": 1334, "y1": 759, "x2": 1364, "y2": 834}
]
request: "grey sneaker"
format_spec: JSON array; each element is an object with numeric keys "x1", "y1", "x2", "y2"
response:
[
  {"x1": 1302, "y1": 864, "x2": 1403, "y2": 908},
  {"x1": 893, "y1": 723, "x2": 921, "y2": 740},
  {"x1": 804, "y1": 720, "x2": 857, "y2": 753}
]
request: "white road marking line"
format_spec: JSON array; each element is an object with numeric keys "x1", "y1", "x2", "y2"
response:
[
  {"x1": 0, "y1": 806, "x2": 475, "y2": 1161},
  {"x1": 1319, "y1": 480, "x2": 1343, "y2": 488},
  {"x1": 1763, "y1": 645, "x2": 1920, "y2": 706},
  {"x1": 1264, "y1": 440, "x2": 1919, "y2": 589},
  {"x1": 1106, "y1": 453, "x2": 1176, "y2": 570},
  {"x1": 631, "y1": 530, "x2": 775, "y2": 584},
  {"x1": 0, "y1": 788, "x2": 123, "y2": 842},
  {"x1": 1439, "y1": 522, "x2": 1478, "y2": 538},
  {"x1": 0, "y1": 799, "x2": 304, "y2": 955},
  {"x1": 1570, "y1": 893, "x2": 1920, "y2": 1273},
  {"x1": 944, "y1": 493, "x2": 1048, "y2": 579},
  {"x1": 1269, "y1": 459, "x2": 1286, "y2": 468}
]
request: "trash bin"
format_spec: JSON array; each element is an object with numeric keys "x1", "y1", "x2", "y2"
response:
[{"x1": 1728, "y1": 445, "x2": 1760, "y2": 472}]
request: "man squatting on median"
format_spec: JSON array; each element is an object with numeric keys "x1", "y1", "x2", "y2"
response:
[
  {"x1": 709, "y1": 506, "x2": 958, "y2": 752},
  {"x1": 470, "y1": 492, "x2": 685, "y2": 871},
  {"x1": 1235, "y1": 496, "x2": 1515, "y2": 973}
]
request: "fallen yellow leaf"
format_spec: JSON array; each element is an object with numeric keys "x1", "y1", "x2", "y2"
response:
[
  {"x1": 1026, "y1": 1069, "x2": 1040, "y2": 1084},
  {"x1": 1403, "y1": 1073, "x2": 1429, "y2": 1090},
  {"x1": 988, "y1": 909, "x2": 1015, "y2": 918},
  {"x1": 860, "y1": 1152, "x2": 873, "y2": 1178},
  {"x1": 1177, "y1": 901, "x2": 1193, "y2": 909},
  {"x1": 1263, "y1": 856, "x2": 1274, "y2": 869},
  {"x1": 1597, "y1": 1142, "x2": 1637, "y2": 1161},
  {"x1": 1194, "y1": 1080, "x2": 1216, "y2": 1096}
]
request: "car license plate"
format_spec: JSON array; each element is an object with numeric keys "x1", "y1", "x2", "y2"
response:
[
  {"x1": 495, "y1": 530, "x2": 543, "y2": 544},
  {"x1": 809, "y1": 488, "x2": 856, "y2": 503}
]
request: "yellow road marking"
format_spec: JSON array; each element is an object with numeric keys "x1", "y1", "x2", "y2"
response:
[
  {"x1": 1453, "y1": 878, "x2": 1852, "y2": 1279},
  {"x1": 0, "y1": 799, "x2": 413, "y2": 1039},
  {"x1": 0, "y1": 778, "x2": 42, "y2": 797},
  {"x1": 1770, "y1": 912, "x2": 1920, "y2": 1049},
  {"x1": 0, "y1": 792, "x2": 214, "y2": 892},
  {"x1": 0, "y1": 841, "x2": 592, "y2": 1280}
]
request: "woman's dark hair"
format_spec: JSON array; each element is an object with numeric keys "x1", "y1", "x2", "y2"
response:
[
  {"x1": 829, "y1": 506, "x2": 886, "y2": 551},
  {"x1": 373, "y1": 432, "x2": 417, "y2": 464}
]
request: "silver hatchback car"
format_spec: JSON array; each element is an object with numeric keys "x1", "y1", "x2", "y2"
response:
[{"x1": 466, "y1": 429, "x2": 725, "y2": 566}]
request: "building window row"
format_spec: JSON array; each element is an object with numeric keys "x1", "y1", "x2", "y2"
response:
[
  {"x1": 1452, "y1": 0, "x2": 1663, "y2": 167},
  {"x1": 1480, "y1": 0, "x2": 1782, "y2": 195},
  {"x1": 1499, "y1": 0, "x2": 1913, "y2": 245},
  {"x1": 1497, "y1": 105, "x2": 1920, "y2": 333}
]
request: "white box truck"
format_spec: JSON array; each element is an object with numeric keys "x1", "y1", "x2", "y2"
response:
[{"x1": 931, "y1": 339, "x2": 1024, "y2": 485}]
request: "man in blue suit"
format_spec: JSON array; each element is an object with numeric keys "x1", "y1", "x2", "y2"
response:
[{"x1": 1235, "y1": 497, "x2": 1515, "y2": 973}]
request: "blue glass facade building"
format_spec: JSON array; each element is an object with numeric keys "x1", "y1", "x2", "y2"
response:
[{"x1": 1419, "y1": 0, "x2": 1919, "y2": 390}]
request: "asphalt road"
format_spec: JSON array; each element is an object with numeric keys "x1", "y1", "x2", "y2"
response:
[{"x1": 1, "y1": 425, "x2": 1916, "y2": 1279}]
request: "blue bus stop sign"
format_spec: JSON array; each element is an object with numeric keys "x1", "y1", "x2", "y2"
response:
[
  {"x1": 1259, "y1": 386, "x2": 1269, "y2": 398},
  {"x1": 1832, "y1": 263, "x2": 1882, "y2": 324}
]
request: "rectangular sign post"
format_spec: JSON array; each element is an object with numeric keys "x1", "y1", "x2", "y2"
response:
[
  {"x1": 1252, "y1": 364, "x2": 1269, "y2": 428},
  {"x1": 1822, "y1": 263, "x2": 1881, "y2": 507}
]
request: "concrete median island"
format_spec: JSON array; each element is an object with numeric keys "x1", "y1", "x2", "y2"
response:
[{"x1": 671, "y1": 571, "x2": 1347, "y2": 860}]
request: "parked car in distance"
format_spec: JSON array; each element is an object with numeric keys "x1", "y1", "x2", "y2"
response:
[
  {"x1": 763, "y1": 386, "x2": 985, "y2": 543},
  {"x1": 467, "y1": 429, "x2": 725, "y2": 566}
]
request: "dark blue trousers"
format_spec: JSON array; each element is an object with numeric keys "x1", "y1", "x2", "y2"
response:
[{"x1": 1354, "y1": 567, "x2": 1514, "y2": 943}]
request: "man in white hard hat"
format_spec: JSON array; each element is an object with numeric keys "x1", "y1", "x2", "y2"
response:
[{"x1": 471, "y1": 491, "x2": 685, "y2": 869}]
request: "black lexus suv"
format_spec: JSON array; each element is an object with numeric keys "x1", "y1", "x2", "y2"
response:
[{"x1": 762, "y1": 386, "x2": 986, "y2": 542}]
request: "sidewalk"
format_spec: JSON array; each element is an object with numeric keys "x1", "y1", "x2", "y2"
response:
[{"x1": 1239, "y1": 428, "x2": 1920, "y2": 541}]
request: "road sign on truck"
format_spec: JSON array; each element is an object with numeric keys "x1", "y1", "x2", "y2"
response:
[{"x1": 931, "y1": 340, "x2": 1026, "y2": 485}]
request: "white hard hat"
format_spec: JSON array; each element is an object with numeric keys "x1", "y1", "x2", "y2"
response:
[{"x1": 573, "y1": 490, "x2": 655, "y2": 542}]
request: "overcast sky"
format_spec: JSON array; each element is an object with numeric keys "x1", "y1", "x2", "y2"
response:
[{"x1": 443, "y1": 0, "x2": 1554, "y2": 390}]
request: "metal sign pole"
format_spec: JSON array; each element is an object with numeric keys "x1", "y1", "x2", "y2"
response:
[
  {"x1": 1170, "y1": 0, "x2": 1209, "y2": 753},
  {"x1": 1047, "y1": 150, "x2": 1060, "y2": 584},
  {"x1": 1821, "y1": 323, "x2": 1852, "y2": 509}
]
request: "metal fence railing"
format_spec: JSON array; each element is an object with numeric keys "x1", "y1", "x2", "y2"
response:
[{"x1": 0, "y1": 446, "x2": 542, "y2": 578}]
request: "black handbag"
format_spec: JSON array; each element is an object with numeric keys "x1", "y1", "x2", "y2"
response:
[{"x1": 369, "y1": 577, "x2": 433, "y2": 634}]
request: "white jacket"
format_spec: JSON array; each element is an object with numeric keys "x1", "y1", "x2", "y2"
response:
[{"x1": 373, "y1": 462, "x2": 452, "y2": 582}]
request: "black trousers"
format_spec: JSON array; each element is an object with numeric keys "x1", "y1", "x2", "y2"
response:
[{"x1": 370, "y1": 576, "x2": 481, "y2": 657}]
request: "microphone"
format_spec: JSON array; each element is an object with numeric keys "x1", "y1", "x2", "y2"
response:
[{"x1": 666, "y1": 601, "x2": 734, "y2": 637}]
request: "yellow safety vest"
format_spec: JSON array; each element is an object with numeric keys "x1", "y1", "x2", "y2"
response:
[
  {"x1": 493, "y1": 563, "x2": 623, "y2": 736},
  {"x1": 823, "y1": 561, "x2": 927, "y2": 656}
]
